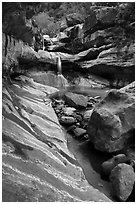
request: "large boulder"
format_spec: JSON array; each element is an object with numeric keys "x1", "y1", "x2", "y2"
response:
[
  {"x1": 64, "y1": 24, "x2": 84, "y2": 40},
  {"x1": 83, "y1": 6, "x2": 118, "y2": 36},
  {"x1": 87, "y1": 82, "x2": 135, "y2": 152},
  {"x1": 101, "y1": 154, "x2": 128, "y2": 176},
  {"x1": 83, "y1": 3, "x2": 134, "y2": 36},
  {"x1": 110, "y1": 163, "x2": 135, "y2": 201},
  {"x1": 83, "y1": 30, "x2": 111, "y2": 50},
  {"x1": 79, "y1": 43, "x2": 135, "y2": 87},
  {"x1": 64, "y1": 92, "x2": 88, "y2": 108},
  {"x1": 66, "y1": 13, "x2": 84, "y2": 27}
]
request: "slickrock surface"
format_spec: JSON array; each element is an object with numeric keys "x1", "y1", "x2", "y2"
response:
[{"x1": 2, "y1": 76, "x2": 111, "y2": 202}]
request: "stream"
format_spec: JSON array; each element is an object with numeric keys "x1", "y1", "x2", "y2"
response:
[
  {"x1": 29, "y1": 71, "x2": 116, "y2": 201},
  {"x1": 66, "y1": 133, "x2": 115, "y2": 201},
  {"x1": 59, "y1": 86, "x2": 115, "y2": 201},
  {"x1": 57, "y1": 85, "x2": 116, "y2": 201}
]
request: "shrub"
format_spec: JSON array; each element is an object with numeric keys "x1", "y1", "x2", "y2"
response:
[{"x1": 34, "y1": 12, "x2": 60, "y2": 37}]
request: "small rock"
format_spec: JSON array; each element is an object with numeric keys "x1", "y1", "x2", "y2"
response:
[
  {"x1": 110, "y1": 163, "x2": 135, "y2": 201},
  {"x1": 59, "y1": 116, "x2": 76, "y2": 125},
  {"x1": 80, "y1": 120, "x2": 88, "y2": 129},
  {"x1": 76, "y1": 122, "x2": 81, "y2": 127},
  {"x1": 75, "y1": 114, "x2": 83, "y2": 122},
  {"x1": 73, "y1": 127, "x2": 87, "y2": 138},
  {"x1": 64, "y1": 92, "x2": 88, "y2": 108},
  {"x1": 126, "y1": 147, "x2": 135, "y2": 162},
  {"x1": 55, "y1": 109, "x2": 60, "y2": 114},
  {"x1": 126, "y1": 147, "x2": 135, "y2": 169},
  {"x1": 94, "y1": 95, "x2": 101, "y2": 100},
  {"x1": 88, "y1": 96, "x2": 97, "y2": 103},
  {"x1": 101, "y1": 154, "x2": 128, "y2": 176},
  {"x1": 87, "y1": 102, "x2": 94, "y2": 107},
  {"x1": 44, "y1": 100, "x2": 52, "y2": 106},
  {"x1": 67, "y1": 125, "x2": 76, "y2": 133},
  {"x1": 83, "y1": 109, "x2": 93, "y2": 121},
  {"x1": 56, "y1": 104, "x2": 64, "y2": 110},
  {"x1": 53, "y1": 99, "x2": 65, "y2": 105},
  {"x1": 62, "y1": 107, "x2": 76, "y2": 116},
  {"x1": 83, "y1": 134, "x2": 89, "y2": 140}
]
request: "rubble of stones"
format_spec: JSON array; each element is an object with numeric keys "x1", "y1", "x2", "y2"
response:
[
  {"x1": 51, "y1": 91, "x2": 135, "y2": 202},
  {"x1": 51, "y1": 92, "x2": 99, "y2": 141}
]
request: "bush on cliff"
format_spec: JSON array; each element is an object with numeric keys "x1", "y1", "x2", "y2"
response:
[{"x1": 34, "y1": 12, "x2": 60, "y2": 37}]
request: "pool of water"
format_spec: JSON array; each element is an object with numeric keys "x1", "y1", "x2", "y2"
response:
[
  {"x1": 68, "y1": 85, "x2": 109, "y2": 98},
  {"x1": 65, "y1": 133, "x2": 115, "y2": 201},
  {"x1": 49, "y1": 85, "x2": 109, "y2": 103},
  {"x1": 28, "y1": 71, "x2": 109, "y2": 99}
]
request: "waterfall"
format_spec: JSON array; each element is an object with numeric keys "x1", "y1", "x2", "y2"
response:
[
  {"x1": 56, "y1": 56, "x2": 68, "y2": 90},
  {"x1": 42, "y1": 36, "x2": 45, "y2": 51}
]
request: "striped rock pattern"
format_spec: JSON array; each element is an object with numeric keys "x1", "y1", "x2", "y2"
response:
[{"x1": 2, "y1": 76, "x2": 111, "y2": 202}]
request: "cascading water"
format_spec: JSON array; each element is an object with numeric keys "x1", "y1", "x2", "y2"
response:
[{"x1": 56, "y1": 56, "x2": 68, "y2": 90}]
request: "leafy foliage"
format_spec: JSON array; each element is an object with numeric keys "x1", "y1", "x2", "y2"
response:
[{"x1": 34, "y1": 13, "x2": 60, "y2": 37}]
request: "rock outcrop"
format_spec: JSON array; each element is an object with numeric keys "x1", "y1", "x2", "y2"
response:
[
  {"x1": 83, "y1": 4, "x2": 134, "y2": 37},
  {"x1": 110, "y1": 163, "x2": 135, "y2": 201},
  {"x1": 66, "y1": 13, "x2": 84, "y2": 27},
  {"x1": 64, "y1": 92, "x2": 88, "y2": 108},
  {"x1": 79, "y1": 44, "x2": 135, "y2": 87},
  {"x1": 79, "y1": 4, "x2": 135, "y2": 86},
  {"x1": 2, "y1": 75, "x2": 111, "y2": 202},
  {"x1": 3, "y1": 3, "x2": 135, "y2": 89},
  {"x1": 87, "y1": 82, "x2": 135, "y2": 153}
]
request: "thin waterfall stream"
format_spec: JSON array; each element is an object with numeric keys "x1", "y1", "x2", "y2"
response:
[
  {"x1": 56, "y1": 56, "x2": 69, "y2": 97},
  {"x1": 52, "y1": 57, "x2": 114, "y2": 200}
]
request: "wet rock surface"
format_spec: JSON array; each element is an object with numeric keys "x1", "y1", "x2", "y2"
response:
[
  {"x1": 110, "y1": 163, "x2": 135, "y2": 201},
  {"x1": 2, "y1": 75, "x2": 111, "y2": 202}
]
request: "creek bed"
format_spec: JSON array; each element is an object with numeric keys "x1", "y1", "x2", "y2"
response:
[
  {"x1": 51, "y1": 84, "x2": 116, "y2": 201},
  {"x1": 66, "y1": 132, "x2": 115, "y2": 201},
  {"x1": 29, "y1": 71, "x2": 116, "y2": 200},
  {"x1": 58, "y1": 85, "x2": 116, "y2": 201}
]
